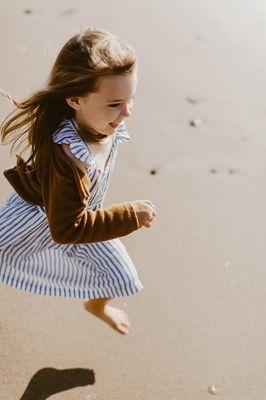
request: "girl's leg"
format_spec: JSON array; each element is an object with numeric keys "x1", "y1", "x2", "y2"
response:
[{"x1": 84, "y1": 297, "x2": 130, "y2": 335}]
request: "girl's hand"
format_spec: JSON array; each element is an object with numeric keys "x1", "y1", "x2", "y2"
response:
[{"x1": 131, "y1": 200, "x2": 156, "y2": 228}]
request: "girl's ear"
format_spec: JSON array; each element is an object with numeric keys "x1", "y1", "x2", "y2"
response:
[{"x1": 66, "y1": 97, "x2": 81, "y2": 110}]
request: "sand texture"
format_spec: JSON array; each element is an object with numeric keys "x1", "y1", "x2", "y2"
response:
[{"x1": 1, "y1": 0, "x2": 266, "y2": 399}]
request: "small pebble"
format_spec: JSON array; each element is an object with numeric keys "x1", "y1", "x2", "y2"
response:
[
  {"x1": 210, "y1": 168, "x2": 217, "y2": 174},
  {"x1": 228, "y1": 168, "x2": 235, "y2": 174},
  {"x1": 23, "y1": 9, "x2": 33, "y2": 14},
  {"x1": 186, "y1": 97, "x2": 199, "y2": 105},
  {"x1": 150, "y1": 169, "x2": 157, "y2": 175},
  {"x1": 224, "y1": 262, "x2": 230, "y2": 268},
  {"x1": 189, "y1": 117, "x2": 203, "y2": 127},
  {"x1": 208, "y1": 385, "x2": 218, "y2": 395}
]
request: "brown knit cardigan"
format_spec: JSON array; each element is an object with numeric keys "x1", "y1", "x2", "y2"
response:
[{"x1": 3, "y1": 143, "x2": 139, "y2": 244}]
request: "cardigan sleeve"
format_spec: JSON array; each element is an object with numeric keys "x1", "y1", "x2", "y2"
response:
[{"x1": 41, "y1": 144, "x2": 139, "y2": 244}]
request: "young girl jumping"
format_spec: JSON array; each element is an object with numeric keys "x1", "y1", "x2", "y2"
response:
[{"x1": 0, "y1": 29, "x2": 156, "y2": 335}]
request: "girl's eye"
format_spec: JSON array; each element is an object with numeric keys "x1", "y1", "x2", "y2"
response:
[{"x1": 108, "y1": 103, "x2": 120, "y2": 108}]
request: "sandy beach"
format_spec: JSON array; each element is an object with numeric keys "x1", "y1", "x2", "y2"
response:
[{"x1": 1, "y1": 0, "x2": 266, "y2": 399}]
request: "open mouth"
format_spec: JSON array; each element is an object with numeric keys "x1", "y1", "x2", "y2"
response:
[{"x1": 109, "y1": 121, "x2": 120, "y2": 128}]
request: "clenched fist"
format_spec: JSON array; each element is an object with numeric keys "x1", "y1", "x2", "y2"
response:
[{"x1": 131, "y1": 200, "x2": 156, "y2": 228}]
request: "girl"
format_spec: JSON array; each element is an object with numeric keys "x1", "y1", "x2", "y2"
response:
[{"x1": 0, "y1": 29, "x2": 156, "y2": 335}]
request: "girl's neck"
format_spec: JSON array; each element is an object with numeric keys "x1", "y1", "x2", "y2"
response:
[{"x1": 72, "y1": 117, "x2": 109, "y2": 144}]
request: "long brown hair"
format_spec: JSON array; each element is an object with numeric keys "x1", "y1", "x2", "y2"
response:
[{"x1": 0, "y1": 29, "x2": 137, "y2": 169}]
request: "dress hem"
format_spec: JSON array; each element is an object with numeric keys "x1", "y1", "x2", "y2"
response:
[{"x1": 0, "y1": 276, "x2": 144, "y2": 300}]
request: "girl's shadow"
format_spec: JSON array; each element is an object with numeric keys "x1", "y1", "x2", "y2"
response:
[{"x1": 20, "y1": 367, "x2": 95, "y2": 399}]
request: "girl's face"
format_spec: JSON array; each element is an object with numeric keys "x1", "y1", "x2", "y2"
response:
[{"x1": 67, "y1": 73, "x2": 137, "y2": 136}]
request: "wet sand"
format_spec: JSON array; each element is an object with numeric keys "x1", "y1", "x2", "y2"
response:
[{"x1": 1, "y1": 0, "x2": 266, "y2": 399}]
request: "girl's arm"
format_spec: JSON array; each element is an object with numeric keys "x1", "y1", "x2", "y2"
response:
[{"x1": 41, "y1": 144, "x2": 139, "y2": 244}]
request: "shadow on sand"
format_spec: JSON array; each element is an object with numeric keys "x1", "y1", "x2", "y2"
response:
[{"x1": 20, "y1": 367, "x2": 95, "y2": 399}]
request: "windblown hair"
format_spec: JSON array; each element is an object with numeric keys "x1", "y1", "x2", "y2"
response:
[{"x1": 0, "y1": 29, "x2": 137, "y2": 169}]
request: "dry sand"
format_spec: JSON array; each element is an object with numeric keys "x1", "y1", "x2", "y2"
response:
[{"x1": 1, "y1": 0, "x2": 266, "y2": 399}]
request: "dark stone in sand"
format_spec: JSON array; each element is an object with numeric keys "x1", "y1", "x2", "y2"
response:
[
  {"x1": 23, "y1": 9, "x2": 33, "y2": 15},
  {"x1": 150, "y1": 169, "x2": 157, "y2": 175},
  {"x1": 228, "y1": 168, "x2": 235, "y2": 174},
  {"x1": 210, "y1": 168, "x2": 217, "y2": 174},
  {"x1": 189, "y1": 118, "x2": 203, "y2": 127}
]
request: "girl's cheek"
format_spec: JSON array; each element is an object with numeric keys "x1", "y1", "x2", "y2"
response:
[
  {"x1": 109, "y1": 110, "x2": 120, "y2": 117},
  {"x1": 106, "y1": 106, "x2": 121, "y2": 118}
]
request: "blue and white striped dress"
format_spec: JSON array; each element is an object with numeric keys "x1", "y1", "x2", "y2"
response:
[{"x1": 0, "y1": 119, "x2": 143, "y2": 299}]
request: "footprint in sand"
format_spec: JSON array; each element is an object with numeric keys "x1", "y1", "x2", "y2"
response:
[
  {"x1": 23, "y1": 9, "x2": 33, "y2": 15},
  {"x1": 61, "y1": 9, "x2": 78, "y2": 16},
  {"x1": 186, "y1": 97, "x2": 200, "y2": 105},
  {"x1": 228, "y1": 168, "x2": 242, "y2": 175},
  {"x1": 209, "y1": 168, "x2": 240, "y2": 175},
  {"x1": 23, "y1": 9, "x2": 43, "y2": 16}
]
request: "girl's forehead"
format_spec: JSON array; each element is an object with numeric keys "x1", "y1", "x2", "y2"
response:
[{"x1": 97, "y1": 73, "x2": 137, "y2": 99}]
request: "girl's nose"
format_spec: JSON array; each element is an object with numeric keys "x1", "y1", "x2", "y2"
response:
[{"x1": 122, "y1": 103, "x2": 132, "y2": 118}]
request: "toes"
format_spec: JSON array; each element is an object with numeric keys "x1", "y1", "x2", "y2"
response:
[
  {"x1": 115, "y1": 323, "x2": 129, "y2": 335},
  {"x1": 85, "y1": 302, "x2": 130, "y2": 335},
  {"x1": 113, "y1": 318, "x2": 130, "y2": 335},
  {"x1": 121, "y1": 318, "x2": 130, "y2": 328}
]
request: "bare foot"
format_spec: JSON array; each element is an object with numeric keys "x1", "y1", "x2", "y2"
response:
[{"x1": 84, "y1": 300, "x2": 130, "y2": 335}]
